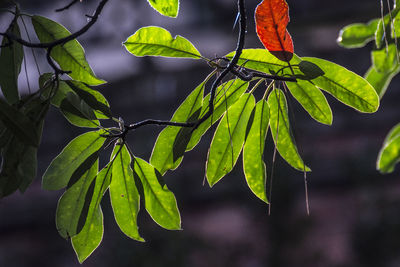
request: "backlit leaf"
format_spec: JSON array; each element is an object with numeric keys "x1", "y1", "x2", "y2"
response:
[
  {"x1": 32, "y1": 15, "x2": 105, "y2": 86},
  {"x1": 150, "y1": 79, "x2": 205, "y2": 175},
  {"x1": 302, "y1": 57, "x2": 379, "y2": 113},
  {"x1": 285, "y1": 79, "x2": 332, "y2": 125},
  {"x1": 60, "y1": 92, "x2": 100, "y2": 128},
  {"x1": 243, "y1": 100, "x2": 269, "y2": 202},
  {"x1": 372, "y1": 43, "x2": 399, "y2": 73},
  {"x1": 72, "y1": 163, "x2": 112, "y2": 263},
  {"x1": 255, "y1": 0, "x2": 294, "y2": 61},
  {"x1": 42, "y1": 130, "x2": 105, "y2": 190},
  {"x1": 133, "y1": 157, "x2": 181, "y2": 230},
  {"x1": 337, "y1": 19, "x2": 379, "y2": 48},
  {"x1": 186, "y1": 79, "x2": 249, "y2": 150},
  {"x1": 268, "y1": 89, "x2": 310, "y2": 171},
  {"x1": 384, "y1": 123, "x2": 400, "y2": 144},
  {"x1": 56, "y1": 159, "x2": 98, "y2": 239},
  {"x1": 147, "y1": 0, "x2": 179, "y2": 18},
  {"x1": 65, "y1": 80, "x2": 112, "y2": 119},
  {"x1": 377, "y1": 123, "x2": 400, "y2": 173},
  {"x1": 110, "y1": 144, "x2": 143, "y2": 241},
  {"x1": 123, "y1": 26, "x2": 202, "y2": 59},
  {"x1": 0, "y1": 21, "x2": 23, "y2": 104},
  {"x1": 206, "y1": 93, "x2": 255, "y2": 186},
  {"x1": 225, "y1": 49, "x2": 301, "y2": 77}
]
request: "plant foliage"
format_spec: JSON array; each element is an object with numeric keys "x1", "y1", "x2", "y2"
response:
[{"x1": 0, "y1": 0, "x2": 383, "y2": 262}]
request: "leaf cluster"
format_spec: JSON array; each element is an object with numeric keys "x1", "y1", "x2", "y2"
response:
[
  {"x1": 0, "y1": 0, "x2": 381, "y2": 263},
  {"x1": 338, "y1": 0, "x2": 400, "y2": 174}
]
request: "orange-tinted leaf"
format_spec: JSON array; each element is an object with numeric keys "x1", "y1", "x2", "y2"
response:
[{"x1": 255, "y1": 0, "x2": 294, "y2": 62}]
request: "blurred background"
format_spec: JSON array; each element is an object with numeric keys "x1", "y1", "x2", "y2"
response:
[{"x1": 1, "y1": 0, "x2": 400, "y2": 266}]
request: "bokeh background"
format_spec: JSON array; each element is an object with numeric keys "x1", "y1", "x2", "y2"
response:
[{"x1": 1, "y1": 0, "x2": 400, "y2": 266}]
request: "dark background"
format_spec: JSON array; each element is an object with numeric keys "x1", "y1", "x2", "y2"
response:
[{"x1": 1, "y1": 0, "x2": 400, "y2": 266}]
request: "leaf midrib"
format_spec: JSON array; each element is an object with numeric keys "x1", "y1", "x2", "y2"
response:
[
  {"x1": 211, "y1": 95, "x2": 252, "y2": 181},
  {"x1": 125, "y1": 41, "x2": 201, "y2": 58},
  {"x1": 35, "y1": 20, "x2": 96, "y2": 80},
  {"x1": 134, "y1": 158, "x2": 177, "y2": 224}
]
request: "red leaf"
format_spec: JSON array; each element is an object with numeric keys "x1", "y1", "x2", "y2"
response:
[{"x1": 255, "y1": 0, "x2": 294, "y2": 62}]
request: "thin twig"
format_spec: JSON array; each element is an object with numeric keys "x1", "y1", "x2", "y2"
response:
[
  {"x1": 1, "y1": 0, "x2": 109, "y2": 49},
  {"x1": 55, "y1": 0, "x2": 80, "y2": 12}
]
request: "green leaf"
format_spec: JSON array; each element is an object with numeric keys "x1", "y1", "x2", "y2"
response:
[
  {"x1": 376, "y1": 19, "x2": 387, "y2": 49},
  {"x1": 0, "y1": 137, "x2": 36, "y2": 198},
  {"x1": 268, "y1": 89, "x2": 310, "y2": 172},
  {"x1": 150, "y1": 79, "x2": 205, "y2": 175},
  {"x1": 301, "y1": 57, "x2": 379, "y2": 113},
  {"x1": 186, "y1": 79, "x2": 249, "y2": 150},
  {"x1": 110, "y1": 144, "x2": 143, "y2": 241},
  {"x1": 65, "y1": 80, "x2": 112, "y2": 119},
  {"x1": 123, "y1": 26, "x2": 202, "y2": 59},
  {"x1": 147, "y1": 0, "x2": 179, "y2": 17},
  {"x1": 337, "y1": 20, "x2": 379, "y2": 48},
  {"x1": 31, "y1": 15, "x2": 105, "y2": 86},
  {"x1": 392, "y1": 8, "x2": 400, "y2": 36},
  {"x1": 72, "y1": 163, "x2": 112, "y2": 263},
  {"x1": 206, "y1": 93, "x2": 255, "y2": 186},
  {"x1": 17, "y1": 145, "x2": 38, "y2": 193},
  {"x1": 39, "y1": 74, "x2": 112, "y2": 120},
  {"x1": 286, "y1": 79, "x2": 333, "y2": 125},
  {"x1": 377, "y1": 125, "x2": 400, "y2": 173},
  {"x1": 0, "y1": 21, "x2": 23, "y2": 104},
  {"x1": 384, "y1": 123, "x2": 400, "y2": 144},
  {"x1": 365, "y1": 65, "x2": 400, "y2": 98},
  {"x1": 60, "y1": 92, "x2": 100, "y2": 128},
  {"x1": 243, "y1": 100, "x2": 269, "y2": 203},
  {"x1": 72, "y1": 206, "x2": 103, "y2": 263},
  {"x1": 226, "y1": 49, "x2": 301, "y2": 77},
  {"x1": 0, "y1": 98, "x2": 40, "y2": 147},
  {"x1": 42, "y1": 130, "x2": 106, "y2": 190},
  {"x1": 56, "y1": 159, "x2": 98, "y2": 239},
  {"x1": 133, "y1": 157, "x2": 181, "y2": 230},
  {"x1": 372, "y1": 43, "x2": 399, "y2": 73}
]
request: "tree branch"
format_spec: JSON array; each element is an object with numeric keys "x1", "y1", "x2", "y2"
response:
[
  {"x1": 108, "y1": 0, "x2": 248, "y2": 140},
  {"x1": 55, "y1": 0, "x2": 80, "y2": 12},
  {"x1": 1, "y1": 0, "x2": 109, "y2": 49}
]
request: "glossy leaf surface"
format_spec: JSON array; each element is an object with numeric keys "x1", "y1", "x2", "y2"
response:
[
  {"x1": 32, "y1": 16, "x2": 105, "y2": 86},
  {"x1": 255, "y1": 0, "x2": 293, "y2": 61},
  {"x1": 243, "y1": 100, "x2": 269, "y2": 202},
  {"x1": 147, "y1": 0, "x2": 179, "y2": 17},
  {"x1": 0, "y1": 21, "x2": 23, "y2": 104},
  {"x1": 133, "y1": 157, "x2": 181, "y2": 230},
  {"x1": 124, "y1": 26, "x2": 202, "y2": 59},
  {"x1": 268, "y1": 89, "x2": 310, "y2": 171},
  {"x1": 207, "y1": 93, "x2": 255, "y2": 186},
  {"x1": 110, "y1": 145, "x2": 143, "y2": 241},
  {"x1": 42, "y1": 131, "x2": 105, "y2": 190}
]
